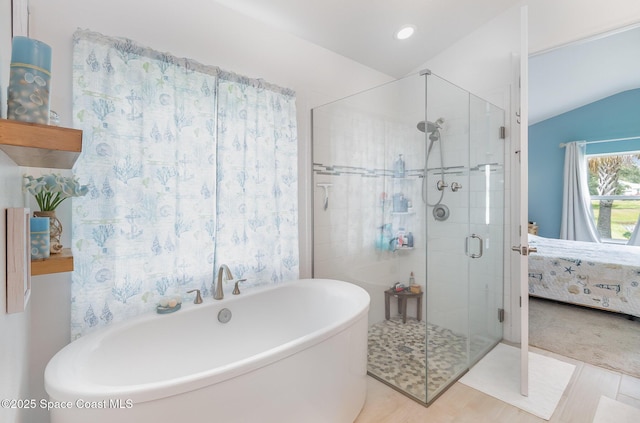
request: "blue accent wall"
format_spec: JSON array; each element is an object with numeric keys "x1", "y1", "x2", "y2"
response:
[{"x1": 528, "y1": 88, "x2": 640, "y2": 238}]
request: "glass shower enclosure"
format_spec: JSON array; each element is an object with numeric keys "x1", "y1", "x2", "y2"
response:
[{"x1": 312, "y1": 71, "x2": 505, "y2": 404}]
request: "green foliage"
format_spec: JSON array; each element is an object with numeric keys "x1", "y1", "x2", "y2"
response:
[
  {"x1": 588, "y1": 154, "x2": 640, "y2": 195},
  {"x1": 619, "y1": 162, "x2": 640, "y2": 183},
  {"x1": 591, "y1": 199, "x2": 640, "y2": 240}
]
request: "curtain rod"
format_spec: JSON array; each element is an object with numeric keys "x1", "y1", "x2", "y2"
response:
[{"x1": 559, "y1": 136, "x2": 640, "y2": 148}]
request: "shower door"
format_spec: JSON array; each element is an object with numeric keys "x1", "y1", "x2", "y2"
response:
[
  {"x1": 424, "y1": 74, "x2": 504, "y2": 403},
  {"x1": 467, "y1": 94, "x2": 505, "y2": 366},
  {"x1": 311, "y1": 71, "x2": 505, "y2": 406}
]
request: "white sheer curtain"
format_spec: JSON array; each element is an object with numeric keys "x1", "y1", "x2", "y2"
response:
[
  {"x1": 560, "y1": 141, "x2": 600, "y2": 242},
  {"x1": 628, "y1": 214, "x2": 640, "y2": 246}
]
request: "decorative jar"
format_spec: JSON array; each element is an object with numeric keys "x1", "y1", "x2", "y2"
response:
[
  {"x1": 30, "y1": 216, "x2": 50, "y2": 259},
  {"x1": 7, "y1": 36, "x2": 52, "y2": 124}
]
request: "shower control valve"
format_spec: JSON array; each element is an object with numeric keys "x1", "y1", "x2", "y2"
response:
[
  {"x1": 436, "y1": 180, "x2": 448, "y2": 191},
  {"x1": 450, "y1": 182, "x2": 462, "y2": 192}
]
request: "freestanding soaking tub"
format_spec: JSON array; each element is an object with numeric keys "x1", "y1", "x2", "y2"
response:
[{"x1": 45, "y1": 279, "x2": 370, "y2": 423}]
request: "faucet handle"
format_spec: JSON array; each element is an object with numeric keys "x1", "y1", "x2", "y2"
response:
[
  {"x1": 232, "y1": 279, "x2": 247, "y2": 295},
  {"x1": 187, "y1": 289, "x2": 203, "y2": 304}
]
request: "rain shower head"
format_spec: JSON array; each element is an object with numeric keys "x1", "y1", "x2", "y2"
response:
[{"x1": 416, "y1": 118, "x2": 444, "y2": 133}]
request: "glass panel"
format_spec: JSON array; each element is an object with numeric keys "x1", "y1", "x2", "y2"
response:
[
  {"x1": 424, "y1": 74, "x2": 472, "y2": 402},
  {"x1": 312, "y1": 73, "x2": 428, "y2": 402},
  {"x1": 587, "y1": 152, "x2": 640, "y2": 243},
  {"x1": 468, "y1": 94, "x2": 505, "y2": 366},
  {"x1": 312, "y1": 71, "x2": 505, "y2": 406}
]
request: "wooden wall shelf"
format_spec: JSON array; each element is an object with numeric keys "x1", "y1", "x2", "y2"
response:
[
  {"x1": 0, "y1": 118, "x2": 82, "y2": 169},
  {"x1": 31, "y1": 248, "x2": 74, "y2": 276}
]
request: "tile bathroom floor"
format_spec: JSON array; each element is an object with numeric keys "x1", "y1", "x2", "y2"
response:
[{"x1": 355, "y1": 346, "x2": 640, "y2": 423}]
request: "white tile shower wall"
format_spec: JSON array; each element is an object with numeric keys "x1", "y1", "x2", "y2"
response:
[{"x1": 313, "y1": 97, "x2": 427, "y2": 326}]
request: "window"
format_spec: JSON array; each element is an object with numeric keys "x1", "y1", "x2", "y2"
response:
[{"x1": 587, "y1": 152, "x2": 640, "y2": 243}]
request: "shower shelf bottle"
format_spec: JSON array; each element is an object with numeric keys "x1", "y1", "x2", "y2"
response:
[
  {"x1": 393, "y1": 154, "x2": 405, "y2": 178},
  {"x1": 409, "y1": 272, "x2": 421, "y2": 294}
]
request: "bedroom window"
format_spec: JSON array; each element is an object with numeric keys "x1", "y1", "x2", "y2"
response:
[{"x1": 587, "y1": 152, "x2": 640, "y2": 243}]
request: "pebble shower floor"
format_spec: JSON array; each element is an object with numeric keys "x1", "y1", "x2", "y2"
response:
[{"x1": 367, "y1": 318, "x2": 491, "y2": 402}]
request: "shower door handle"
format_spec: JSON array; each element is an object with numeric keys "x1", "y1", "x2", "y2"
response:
[{"x1": 465, "y1": 234, "x2": 483, "y2": 258}]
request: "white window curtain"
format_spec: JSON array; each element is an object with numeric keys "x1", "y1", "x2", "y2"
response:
[
  {"x1": 71, "y1": 30, "x2": 298, "y2": 339},
  {"x1": 559, "y1": 141, "x2": 600, "y2": 242},
  {"x1": 628, "y1": 214, "x2": 640, "y2": 246}
]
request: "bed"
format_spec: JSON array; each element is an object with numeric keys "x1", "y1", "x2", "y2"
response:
[{"x1": 527, "y1": 234, "x2": 640, "y2": 318}]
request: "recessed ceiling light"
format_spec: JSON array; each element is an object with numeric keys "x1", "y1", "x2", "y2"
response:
[{"x1": 395, "y1": 25, "x2": 416, "y2": 40}]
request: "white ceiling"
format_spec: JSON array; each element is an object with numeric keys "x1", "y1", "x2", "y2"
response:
[
  {"x1": 529, "y1": 25, "x2": 640, "y2": 124},
  {"x1": 213, "y1": 0, "x2": 521, "y2": 78},
  {"x1": 211, "y1": 0, "x2": 640, "y2": 124}
]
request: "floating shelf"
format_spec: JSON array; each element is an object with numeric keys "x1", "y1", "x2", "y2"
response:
[
  {"x1": 0, "y1": 118, "x2": 82, "y2": 169},
  {"x1": 31, "y1": 248, "x2": 74, "y2": 276}
]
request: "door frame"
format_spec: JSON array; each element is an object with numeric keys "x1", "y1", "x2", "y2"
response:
[{"x1": 518, "y1": 4, "x2": 530, "y2": 397}]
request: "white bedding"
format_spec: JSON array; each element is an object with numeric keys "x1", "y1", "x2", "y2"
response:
[{"x1": 527, "y1": 234, "x2": 640, "y2": 317}]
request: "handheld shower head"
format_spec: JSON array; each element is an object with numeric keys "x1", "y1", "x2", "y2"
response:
[
  {"x1": 419, "y1": 117, "x2": 446, "y2": 208},
  {"x1": 419, "y1": 118, "x2": 444, "y2": 154}
]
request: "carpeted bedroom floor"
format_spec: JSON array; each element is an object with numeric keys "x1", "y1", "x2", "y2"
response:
[{"x1": 529, "y1": 297, "x2": 640, "y2": 378}]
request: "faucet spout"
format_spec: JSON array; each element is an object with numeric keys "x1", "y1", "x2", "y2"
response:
[{"x1": 214, "y1": 264, "x2": 233, "y2": 300}]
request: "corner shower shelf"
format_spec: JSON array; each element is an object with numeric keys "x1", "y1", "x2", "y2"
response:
[
  {"x1": 0, "y1": 118, "x2": 82, "y2": 169},
  {"x1": 31, "y1": 248, "x2": 74, "y2": 276}
]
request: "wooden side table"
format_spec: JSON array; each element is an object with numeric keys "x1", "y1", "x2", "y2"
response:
[{"x1": 384, "y1": 288, "x2": 423, "y2": 324}]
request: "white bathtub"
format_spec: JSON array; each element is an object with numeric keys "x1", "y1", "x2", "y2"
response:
[{"x1": 45, "y1": 279, "x2": 370, "y2": 423}]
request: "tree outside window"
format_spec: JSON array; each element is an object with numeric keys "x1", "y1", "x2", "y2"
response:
[{"x1": 587, "y1": 152, "x2": 640, "y2": 242}]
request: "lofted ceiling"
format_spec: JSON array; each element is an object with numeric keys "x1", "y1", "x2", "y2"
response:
[
  {"x1": 212, "y1": 0, "x2": 521, "y2": 78},
  {"x1": 210, "y1": 1, "x2": 639, "y2": 124},
  {"x1": 529, "y1": 25, "x2": 640, "y2": 125}
]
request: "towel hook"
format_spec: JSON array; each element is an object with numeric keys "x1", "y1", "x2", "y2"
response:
[{"x1": 316, "y1": 183, "x2": 333, "y2": 211}]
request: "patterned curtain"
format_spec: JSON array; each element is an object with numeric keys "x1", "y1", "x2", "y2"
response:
[
  {"x1": 71, "y1": 30, "x2": 298, "y2": 339},
  {"x1": 215, "y1": 73, "x2": 299, "y2": 285}
]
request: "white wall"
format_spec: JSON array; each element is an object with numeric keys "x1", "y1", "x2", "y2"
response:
[
  {"x1": 22, "y1": 1, "x2": 391, "y2": 421},
  {"x1": 528, "y1": 0, "x2": 640, "y2": 54},
  {"x1": 0, "y1": 162, "x2": 31, "y2": 422},
  {"x1": 0, "y1": 5, "x2": 31, "y2": 423},
  {"x1": 0, "y1": 158, "x2": 29, "y2": 423}
]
